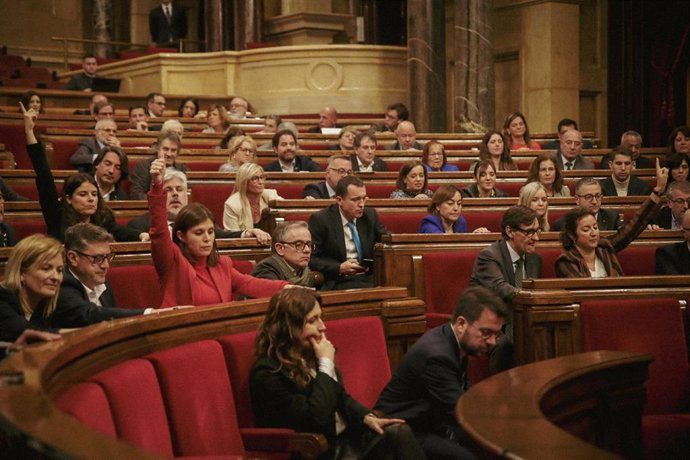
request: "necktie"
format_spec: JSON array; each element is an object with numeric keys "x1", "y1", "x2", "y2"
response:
[
  {"x1": 346, "y1": 221, "x2": 363, "y2": 260},
  {"x1": 514, "y1": 257, "x2": 524, "y2": 288},
  {"x1": 565, "y1": 161, "x2": 573, "y2": 171},
  {"x1": 165, "y1": 5, "x2": 171, "y2": 21}
]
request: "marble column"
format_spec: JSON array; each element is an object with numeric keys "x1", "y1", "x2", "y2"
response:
[
  {"x1": 93, "y1": 0, "x2": 113, "y2": 57},
  {"x1": 205, "y1": 0, "x2": 223, "y2": 51},
  {"x1": 234, "y1": 0, "x2": 262, "y2": 50},
  {"x1": 407, "y1": 0, "x2": 446, "y2": 133},
  {"x1": 453, "y1": 0, "x2": 494, "y2": 132}
]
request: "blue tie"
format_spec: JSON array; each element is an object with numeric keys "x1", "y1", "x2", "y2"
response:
[{"x1": 346, "y1": 221, "x2": 363, "y2": 260}]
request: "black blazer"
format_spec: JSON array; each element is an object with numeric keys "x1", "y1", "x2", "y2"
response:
[
  {"x1": 383, "y1": 141, "x2": 423, "y2": 151},
  {"x1": 53, "y1": 270, "x2": 145, "y2": 328},
  {"x1": 308, "y1": 204, "x2": 388, "y2": 288},
  {"x1": 0, "y1": 222, "x2": 17, "y2": 247},
  {"x1": 350, "y1": 154, "x2": 389, "y2": 172},
  {"x1": 149, "y1": 4, "x2": 187, "y2": 44},
  {"x1": 655, "y1": 242, "x2": 690, "y2": 275},
  {"x1": 0, "y1": 287, "x2": 56, "y2": 342},
  {"x1": 263, "y1": 155, "x2": 322, "y2": 172},
  {"x1": 469, "y1": 239, "x2": 542, "y2": 303},
  {"x1": 552, "y1": 207, "x2": 622, "y2": 232},
  {"x1": 70, "y1": 138, "x2": 102, "y2": 174},
  {"x1": 600, "y1": 176, "x2": 651, "y2": 197},
  {"x1": 128, "y1": 157, "x2": 189, "y2": 200},
  {"x1": 127, "y1": 212, "x2": 242, "y2": 238},
  {"x1": 375, "y1": 323, "x2": 468, "y2": 435},
  {"x1": 556, "y1": 154, "x2": 595, "y2": 170},
  {"x1": 302, "y1": 181, "x2": 331, "y2": 199},
  {"x1": 653, "y1": 207, "x2": 674, "y2": 229}
]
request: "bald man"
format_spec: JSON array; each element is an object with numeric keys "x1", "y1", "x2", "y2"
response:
[
  {"x1": 384, "y1": 121, "x2": 423, "y2": 150},
  {"x1": 307, "y1": 106, "x2": 343, "y2": 133}
]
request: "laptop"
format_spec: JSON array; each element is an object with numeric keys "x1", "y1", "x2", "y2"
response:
[{"x1": 91, "y1": 77, "x2": 121, "y2": 93}]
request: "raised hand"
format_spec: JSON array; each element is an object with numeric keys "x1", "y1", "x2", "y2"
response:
[
  {"x1": 653, "y1": 157, "x2": 669, "y2": 195},
  {"x1": 19, "y1": 102, "x2": 38, "y2": 143},
  {"x1": 150, "y1": 158, "x2": 166, "y2": 185}
]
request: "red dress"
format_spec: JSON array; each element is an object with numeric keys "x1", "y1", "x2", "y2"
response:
[{"x1": 148, "y1": 182, "x2": 288, "y2": 307}]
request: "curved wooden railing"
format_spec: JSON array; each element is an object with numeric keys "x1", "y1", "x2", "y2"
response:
[
  {"x1": 457, "y1": 350, "x2": 653, "y2": 459},
  {"x1": 0, "y1": 287, "x2": 425, "y2": 458}
]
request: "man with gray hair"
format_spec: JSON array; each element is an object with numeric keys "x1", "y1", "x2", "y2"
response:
[
  {"x1": 599, "y1": 130, "x2": 653, "y2": 169},
  {"x1": 251, "y1": 221, "x2": 317, "y2": 287},
  {"x1": 653, "y1": 180, "x2": 690, "y2": 229},
  {"x1": 70, "y1": 118, "x2": 121, "y2": 174},
  {"x1": 303, "y1": 154, "x2": 353, "y2": 199},
  {"x1": 129, "y1": 131, "x2": 188, "y2": 199},
  {"x1": 384, "y1": 121, "x2": 423, "y2": 150}
]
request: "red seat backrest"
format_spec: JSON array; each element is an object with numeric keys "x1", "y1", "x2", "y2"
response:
[
  {"x1": 616, "y1": 246, "x2": 656, "y2": 276},
  {"x1": 11, "y1": 219, "x2": 47, "y2": 241},
  {"x1": 190, "y1": 183, "x2": 233, "y2": 223},
  {"x1": 218, "y1": 331, "x2": 259, "y2": 428},
  {"x1": 423, "y1": 250, "x2": 481, "y2": 317},
  {"x1": 53, "y1": 382, "x2": 117, "y2": 439},
  {"x1": 108, "y1": 265, "x2": 162, "y2": 309},
  {"x1": 581, "y1": 298, "x2": 690, "y2": 415},
  {"x1": 364, "y1": 184, "x2": 397, "y2": 198},
  {"x1": 379, "y1": 213, "x2": 424, "y2": 233},
  {"x1": 88, "y1": 359, "x2": 174, "y2": 456},
  {"x1": 146, "y1": 340, "x2": 245, "y2": 456},
  {"x1": 464, "y1": 212, "x2": 503, "y2": 232},
  {"x1": 273, "y1": 184, "x2": 305, "y2": 199},
  {"x1": 537, "y1": 247, "x2": 561, "y2": 278}
]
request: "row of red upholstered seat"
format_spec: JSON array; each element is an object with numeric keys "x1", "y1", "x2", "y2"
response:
[{"x1": 54, "y1": 315, "x2": 391, "y2": 458}]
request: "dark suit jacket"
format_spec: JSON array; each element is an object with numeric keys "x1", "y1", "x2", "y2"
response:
[
  {"x1": 375, "y1": 323, "x2": 468, "y2": 436},
  {"x1": 598, "y1": 153, "x2": 655, "y2": 170},
  {"x1": 308, "y1": 204, "x2": 388, "y2": 288},
  {"x1": 600, "y1": 176, "x2": 651, "y2": 197},
  {"x1": 65, "y1": 73, "x2": 95, "y2": 91},
  {"x1": 0, "y1": 222, "x2": 17, "y2": 247},
  {"x1": 302, "y1": 181, "x2": 331, "y2": 199},
  {"x1": 53, "y1": 270, "x2": 145, "y2": 328},
  {"x1": 552, "y1": 207, "x2": 622, "y2": 232},
  {"x1": 129, "y1": 157, "x2": 189, "y2": 200},
  {"x1": 469, "y1": 239, "x2": 542, "y2": 303},
  {"x1": 652, "y1": 207, "x2": 675, "y2": 229},
  {"x1": 460, "y1": 184, "x2": 508, "y2": 198},
  {"x1": 263, "y1": 155, "x2": 322, "y2": 172},
  {"x1": 655, "y1": 242, "x2": 690, "y2": 275},
  {"x1": 0, "y1": 287, "x2": 56, "y2": 342},
  {"x1": 149, "y1": 4, "x2": 187, "y2": 44},
  {"x1": 0, "y1": 177, "x2": 28, "y2": 201},
  {"x1": 543, "y1": 140, "x2": 594, "y2": 150},
  {"x1": 556, "y1": 154, "x2": 595, "y2": 170},
  {"x1": 350, "y1": 154, "x2": 389, "y2": 172},
  {"x1": 127, "y1": 212, "x2": 242, "y2": 238},
  {"x1": 383, "y1": 141, "x2": 423, "y2": 151},
  {"x1": 250, "y1": 355, "x2": 369, "y2": 450},
  {"x1": 70, "y1": 138, "x2": 103, "y2": 173}
]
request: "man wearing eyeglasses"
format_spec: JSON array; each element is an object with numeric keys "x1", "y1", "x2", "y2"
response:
[
  {"x1": 146, "y1": 92, "x2": 167, "y2": 118},
  {"x1": 303, "y1": 155, "x2": 353, "y2": 199},
  {"x1": 552, "y1": 178, "x2": 622, "y2": 232},
  {"x1": 469, "y1": 206, "x2": 542, "y2": 373},
  {"x1": 252, "y1": 221, "x2": 317, "y2": 287},
  {"x1": 653, "y1": 180, "x2": 690, "y2": 230},
  {"x1": 655, "y1": 211, "x2": 690, "y2": 274},
  {"x1": 351, "y1": 131, "x2": 388, "y2": 172},
  {"x1": 54, "y1": 223, "x2": 151, "y2": 327},
  {"x1": 375, "y1": 286, "x2": 508, "y2": 460},
  {"x1": 69, "y1": 119, "x2": 121, "y2": 174}
]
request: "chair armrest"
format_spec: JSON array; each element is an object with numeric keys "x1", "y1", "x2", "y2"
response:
[
  {"x1": 289, "y1": 432, "x2": 329, "y2": 460},
  {"x1": 240, "y1": 428, "x2": 328, "y2": 459}
]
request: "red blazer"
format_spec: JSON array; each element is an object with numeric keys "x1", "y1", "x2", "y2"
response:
[{"x1": 148, "y1": 183, "x2": 287, "y2": 307}]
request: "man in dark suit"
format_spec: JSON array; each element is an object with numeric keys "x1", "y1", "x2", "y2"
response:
[
  {"x1": 129, "y1": 131, "x2": 188, "y2": 199},
  {"x1": 303, "y1": 154, "x2": 352, "y2": 199},
  {"x1": 599, "y1": 131, "x2": 654, "y2": 170},
  {"x1": 306, "y1": 106, "x2": 342, "y2": 133},
  {"x1": 93, "y1": 147, "x2": 128, "y2": 201},
  {"x1": 53, "y1": 223, "x2": 148, "y2": 328},
  {"x1": 149, "y1": 0, "x2": 187, "y2": 48},
  {"x1": 371, "y1": 102, "x2": 409, "y2": 133},
  {"x1": 308, "y1": 175, "x2": 388, "y2": 290},
  {"x1": 653, "y1": 180, "x2": 690, "y2": 229},
  {"x1": 375, "y1": 286, "x2": 508, "y2": 460},
  {"x1": 600, "y1": 145, "x2": 652, "y2": 197},
  {"x1": 70, "y1": 119, "x2": 121, "y2": 174},
  {"x1": 555, "y1": 129, "x2": 595, "y2": 170},
  {"x1": 384, "y1": 121, "x2": 423, "y2": 150},
  {"x1": 470, "y1": 206, "x2": 542, "y2": 373},
  {"x1": 263, "y1": 129, "x2": 321, "y2": 172},
  {"x1": 65, "y1": 54, "x2": 99, "y2": 91},
  {"x1": 351, "y1": 131, "x2": 388, "y2": 172},
  {"x1": 655, "y1": 211, "x2": 690, "y2": 274},
  {"x1": 552, "y1": 178, "x2": 622, "y2": 231}
]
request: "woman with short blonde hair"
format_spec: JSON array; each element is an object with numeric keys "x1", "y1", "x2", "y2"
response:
[{"x1": 223, "y1": 163, "x2": 283, "y2": 236}]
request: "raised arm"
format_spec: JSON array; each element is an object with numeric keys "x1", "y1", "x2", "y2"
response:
[{"x1": 148, "y1": 158, "x2": 177, "y2": 280}]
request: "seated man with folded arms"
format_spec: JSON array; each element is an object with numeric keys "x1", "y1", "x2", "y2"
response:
[
  {"x1": 552, "y1": 178, "x2": 622, "y2": 231},
  {"x1": 129, "y1": 131, "x2": 188, "y2": 200},
  {"x1": 53, "y1": 223, "x2": 151, "y2": 327},
  {"x1": 70, "y1": 118, "x2": 121, "y2": 174},
  {"x1": 655, "y1": 211, "x2": 690, "y2": 275},
  {"x1": 92, "y1": 147, "x2": 129, "y2": 201},
  {"x1": 263, "y1": 129, "x2": 322, "y2": 172},
  {"x1": 375, "y1": 286, "x2": 508, "y2": 460},
  {"x1": 352, "y1": 131, "x2": 388, "y2": 172},
  {"x1": 653, "y1": 180, "x2": 690, "y2": 229},
  {"x1": 251, "y1": 221, "x2": 317, "y2": 287},
  {"x1": 600, "y1": 145, "x2": 652, "y2": 197},
  {"x1": 469, "y1": 206, "x2": 542, "y2": 373},
  {"x1": 303, "y1": 154, "x2": 353, "y2": 199}
]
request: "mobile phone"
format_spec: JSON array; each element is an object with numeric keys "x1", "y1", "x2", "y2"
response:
[{"x1": 360, "y1": 258, "x2": 374, "y2": 269}]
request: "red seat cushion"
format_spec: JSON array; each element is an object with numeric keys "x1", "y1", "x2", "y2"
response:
[
  {"x1": 108, "y1": 264, "x2": 162, "y2": 309},
  {"x1": 53, "y1": 382, "x2": 117, "y2": 438}
]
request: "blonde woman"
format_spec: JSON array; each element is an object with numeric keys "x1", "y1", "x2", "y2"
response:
[
  {"x1": 219, "y1": 135, "x2": 257, "y2": 172},
  {"x1": 0, "y1": 234, "x2": 64, "y2": 342},
  {"x1": 518, "y1": 181, "x2": 550, "y2": 231},
  {"x1": 223, "y1": 163, "x2": 282, "y2": 239}
]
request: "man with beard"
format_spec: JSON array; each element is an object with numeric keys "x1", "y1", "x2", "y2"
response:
[
  {"x1": 263, "y1": 129, "x2": 321, "y2": 172},
  {"x1": 375, "y1": 286, "x2": 508, "y2": 460}
]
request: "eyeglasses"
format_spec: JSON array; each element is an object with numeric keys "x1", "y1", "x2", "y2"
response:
[
  {"x1": 280, "y1": 240, "x2": 312, "y2": 251},
  {"x1": 237, "y1": 147, "x2": 255, "y2": 154},
  {"x1": 328, "y1": 167, "x2": 354, "y2": 176},
  {"x1": 249, "y1": 175, "x2": 265, "y2": 183},
  {"x1": 670, "y1": 198, "x2": 690, "y2": 206},
  {"x1": 472, "y1": 323, "x2": 503, "y2": 341},
  {"x1": 74, "y1": 250, "x2": 115, "y2": 265},
  {"x1": 576, "y1": 193, "x2": 603, "y2": 202},
  {"x1": 513, "y1": 227, "x2": 542, "y2": 238}
]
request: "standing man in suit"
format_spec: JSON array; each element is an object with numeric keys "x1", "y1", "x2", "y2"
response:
[
  {"x1": 65, "y1": 54, "x2": 99, "y2": 91},
  {"x1": 351, "y1": 131, "x2": 388, "y2": 172},
  {"x1": 469, "y1": 206, "x2": 542, "y2": 373},
  {"x1": 552, "y1": 178, "x2": 622, "y2": 231},
  {"x1": 375, "y1": 286, "x2": 508, "y2": 460},
  {"x1": 70, "y1": 119, "x2": 121, "y2": 174},
  {"x1": 149, "y1": 0, "x2": 187, "y2": 48},
  {"x1": 654, "y1": 180, "x2": 690, "y2": 229},
  {"x1": 54, "y1": 223, "x2": 150, "y2": 328},
  {"x1": 308, "y1": 175, "x2": 388, "y2": 290},
  {"x1": 556, "y1": 129, "x2": 595, "y2": 170},
  {"x1": 263, "y1": 129, "x2": 322, "y2": 172},
  {"x1": 655, "y1": 211, "x2": 690, "y2": 274},
  {"x1": 303, "y1": 154, "x2": 353, "y2": 199},
  {"x1": 600, "y1": 146, "x2": 652, "y2": 197},
  {"x1": 384, "y1": 121, "x2": 423, "y2": 151}
]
